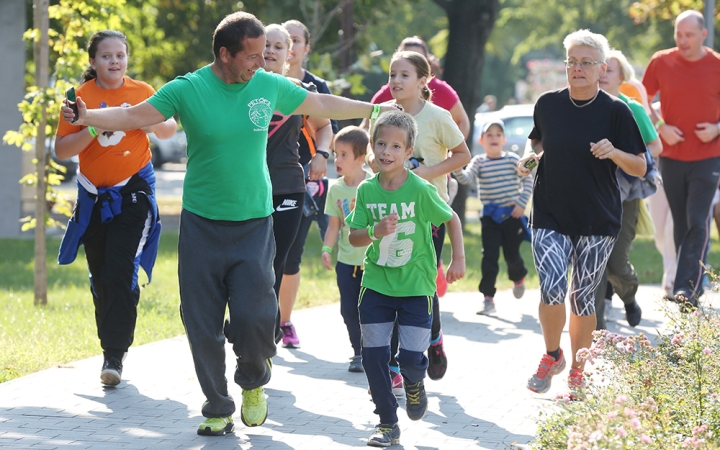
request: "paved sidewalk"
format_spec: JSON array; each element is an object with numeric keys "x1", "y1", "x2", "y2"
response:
[{"x1": 0, "y1": 286, "x2": 688, "y2": 449}]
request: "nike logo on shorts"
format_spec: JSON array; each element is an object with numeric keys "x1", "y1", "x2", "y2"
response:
[{"x1": 276, "y1": 199, "x2": 299, "y2": 212}]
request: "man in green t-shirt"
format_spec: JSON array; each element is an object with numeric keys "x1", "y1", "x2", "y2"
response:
[
  {"x1": 347, "y1": 111, "x2": 465, "y2": 447},
  {"x1": 62, "y1": 11, "x2": 397, "y2": 437}
]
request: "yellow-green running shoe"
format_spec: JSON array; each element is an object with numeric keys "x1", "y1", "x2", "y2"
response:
[
  {"x1": 197, "y1": 416, "x2": 234, "y2": 436},
  {"x1": 241, "y1": 387, "x2": 268, "y2": 427}
]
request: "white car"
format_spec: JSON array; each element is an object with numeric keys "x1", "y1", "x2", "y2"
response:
[{"x1": 472, "y1": 104, "x2": 535, "y2": 157}]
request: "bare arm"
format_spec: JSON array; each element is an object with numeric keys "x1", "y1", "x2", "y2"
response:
[
  {"x1": 141, "y1": 117, "x2": 177, "y2": 140},
  {"x1": 647, "y1": 137, "x2": 663, "y2": 158},
  {"x1": 449, "y1": 101, "x2": 470, "y2": 139},
  {"x1": 444, "y1": 212, "x2": 466, "y2": 284},
  {"x1": 62, "y1": 97, "x2": 168, "y2": 131},
  {"x1": 293, "y1": 92, "x2": 396, "y2": 120},
  {"x1": 412, "y1": 141, "x2": 471, "y2": 181},
  {"x1": 306, "y1": 115, "x2": 332, "y2": 180},
  {"x1": 591, "y1": 139, "x2": 647, "y2": 177},
  {"x1": 55, "y1": 127, "x2": 98, "y2": 160},
  {"x1": 321, "y1": 216, "x2": 342, "y2": 270}
]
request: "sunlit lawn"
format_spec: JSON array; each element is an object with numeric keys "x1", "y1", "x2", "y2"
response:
[{"x1": 2, "y1": 196, "x2": 718, "y2": 382}]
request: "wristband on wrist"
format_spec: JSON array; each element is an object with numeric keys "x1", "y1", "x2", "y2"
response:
[
  {"x1": 368, "y1": 225, "x2": 378, "y2": 241},
  {"x1": 87, "y1": 126, "x2": 98, "y2": 138},
  {"x1": 370, "y1": 104, "x2": 381, "y2": 121},
  {"x1": 655, "y1": 119, "x2": 665, "y2": 129},
  {"x1": 321, "y1": 245, "x2": 332, "y2": 254}
]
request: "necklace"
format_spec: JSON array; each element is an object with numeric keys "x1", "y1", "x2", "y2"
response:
[{"x1": 568, "y1": 88, "x2": 599, "y2": 108}]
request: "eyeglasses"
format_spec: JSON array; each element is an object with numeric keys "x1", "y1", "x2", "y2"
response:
[{"x1": 564, "y1": 59, "x2": 604, "y2": 69}]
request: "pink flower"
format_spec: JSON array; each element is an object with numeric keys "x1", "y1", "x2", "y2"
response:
[
  {"x1": 607, "y1": 411, "x2": 618, "y2": 419},
  {"x1": 641, "y1": 434, "x2": 652, "y2": 444},
  {"x1": 704, "y1": 347, "x2": 712, "y2": 355},
  {"x1": 616, "y1": 426, "x2": 627, "y2": 437},
  {"x1": 615, "y1": 395, "x2": 628, "y2": 404},
  {"x1": 630, "y1": 417, "x2": 641, "y2": 428}
]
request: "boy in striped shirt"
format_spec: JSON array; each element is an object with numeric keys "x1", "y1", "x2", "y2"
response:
[{"x1": 454, "y1": 119, "x2": 532, "y2": 315}]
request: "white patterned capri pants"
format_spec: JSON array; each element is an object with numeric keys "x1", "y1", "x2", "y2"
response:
[{"x1": 532, "y1": 228, "x2": 616, "y2": 316}]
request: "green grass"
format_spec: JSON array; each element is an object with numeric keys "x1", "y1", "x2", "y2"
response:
[{"x1": 2, "y1": 203, "x2": 720, "y2": 383}]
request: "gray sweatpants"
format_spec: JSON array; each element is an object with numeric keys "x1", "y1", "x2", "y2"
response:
[
  {"x1": 660, "y1": 157, "x2": 720, "y2": 299},
  {"x1": 178, "y1": 209, "x2": 277, "y2": 418}
]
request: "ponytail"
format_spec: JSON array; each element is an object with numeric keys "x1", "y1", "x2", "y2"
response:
[
  {"x1": 421, "y1": 85, "x2": 433, "y2": 102},
  {"x1": 81, "y1": 67, "x2": 97, "y2": 84}
]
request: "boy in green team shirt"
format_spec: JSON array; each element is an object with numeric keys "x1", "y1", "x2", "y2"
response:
[{"x1": 347, "y1": 111, "x2": 465, "y2": 447}]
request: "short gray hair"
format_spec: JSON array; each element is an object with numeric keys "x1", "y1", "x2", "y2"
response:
[
  {"x1": 372, "y1": 111, "x2": 418, "y2": 149},
  {"x1": 563, "y1": 29, "x2": 610, "y2": 63}
]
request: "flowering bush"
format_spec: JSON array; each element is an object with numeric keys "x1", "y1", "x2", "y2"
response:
[{"x1": 532, "y1": 303, "x2": 720, "y2": 449}]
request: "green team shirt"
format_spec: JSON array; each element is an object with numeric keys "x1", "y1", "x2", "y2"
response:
[
  {"x1": 347, "y1": 170, "x2": 453, "y2": 297},
  {"x1": 619, "y1": 93, "x2": 658, "y2": 144},
  {"x1": 148, "y1": 67, "x2": 308, "y2": 221},
  {"x1": 325, "y1": 171, "x2": 373, "y2": 266}
]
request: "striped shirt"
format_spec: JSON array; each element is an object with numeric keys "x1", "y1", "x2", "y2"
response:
[{"x1": 454, "y1": 152, "x2": 532, "y2": 209}]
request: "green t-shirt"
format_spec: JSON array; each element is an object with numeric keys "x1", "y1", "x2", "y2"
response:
[
  {"x1": 148, "y1": 67, "x2": 308, "y2": 221},
  {"x1": 619, "y1": 93, "x2": 658, "y2": 145},
  {"x1": 347, "y1": 170, "x2": 453, "y2": 297},
  {"x1": 325, "y1": 171, "x2": 373, "y2": 266}
]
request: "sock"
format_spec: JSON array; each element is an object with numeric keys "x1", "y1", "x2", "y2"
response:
[
  {"x1": 429, "y1": 331, "x2": 442, "y2": 346},
  {"x1": 547, "y1": 348, "x2": 561, "y2": 361},
  {"x1": 389, "y1": 365, "x2": 400, "y2": 375}
]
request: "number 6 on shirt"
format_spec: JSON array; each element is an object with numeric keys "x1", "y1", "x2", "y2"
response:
[{"x1": 376, "y1": 222, "x2": 415, "y2": 267}]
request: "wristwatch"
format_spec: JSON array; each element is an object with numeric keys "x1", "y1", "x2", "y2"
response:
[{"x1": 316, "y1": 149, "x2": 330, "y2": 159}]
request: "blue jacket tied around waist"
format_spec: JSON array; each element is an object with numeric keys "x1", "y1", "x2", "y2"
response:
[{"x1": 58, "y1": 163, "x2": 162, "y2": 286}]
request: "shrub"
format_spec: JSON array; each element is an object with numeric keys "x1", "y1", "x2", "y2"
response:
[{"x1": 532, "y1": 301, "x2": 720, "y2": 449}]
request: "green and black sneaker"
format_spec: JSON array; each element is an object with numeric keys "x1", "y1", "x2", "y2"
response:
[
  {"x1": 367, "y1": 423, "x2": 400, "y2": 447},
  {"x1": 197, "y1": 416, "x2": 234, "y2": 436}
]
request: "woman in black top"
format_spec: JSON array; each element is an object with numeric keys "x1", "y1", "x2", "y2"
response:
[
  {"x1": 518, "y1": 29, "x2": 647, "y2": 398},
  {"x1": 264, "y1": 24, "x2": 333, "y2": 348}
]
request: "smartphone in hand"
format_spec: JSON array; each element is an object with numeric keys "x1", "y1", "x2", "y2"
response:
[{"x1": 65, "y1": 87, "x2": 79, "y2": 123}]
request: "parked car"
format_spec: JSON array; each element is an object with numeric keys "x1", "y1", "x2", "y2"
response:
[
  {"x1": 148, "y1": 130, "x2": 187, "y2": 167},
  {"x1": 472, "y1": 104, "x2": 535, "y2": 157}
]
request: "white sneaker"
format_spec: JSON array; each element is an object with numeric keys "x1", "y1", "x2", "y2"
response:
[{"x1": 604, "y1": 298, "x2": 617, "y2": 322}]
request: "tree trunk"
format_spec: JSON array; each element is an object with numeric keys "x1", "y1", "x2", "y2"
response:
[
  {"x1": 33, "y1": 0, "x2": 49, "y2": 306},
  {"x1": 434, "y1": 0, "x2": 499, "y2": 227},
  {"x1": 337, "y1": 0, "x2": 356, "y2": 73}
]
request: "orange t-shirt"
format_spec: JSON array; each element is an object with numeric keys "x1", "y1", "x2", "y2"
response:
[
  {"x1": 57, "y1": 77, "x2": 155, "y2": 186},
  {"x1": 642, "y1": 47, "x2": 720, "y2": 162},
  {"x1": 619, "y1": 83, "x2": 643, "y2": 104}
]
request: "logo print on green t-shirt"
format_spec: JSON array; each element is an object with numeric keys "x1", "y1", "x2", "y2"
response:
[{"x1": 248, "y1": 98, "x2": 273, "y2": 130}]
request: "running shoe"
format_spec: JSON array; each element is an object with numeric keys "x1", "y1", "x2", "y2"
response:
[
  {"x1": 100, "y1": 356, "x2": 122, "y2": 386},
  {"x1": 567, "y1": 367, "x2": 586, "y2": 401},
  {"x1": 349, "y1": 355, "x2": 364, "y2": 373},
  {"x1": 391, "y1": 370, "x2": 404, "y2": 397},
  {"x1": 527, "y1": 349, "x2": 566, "y2": 394},
  {"x1": 624, "y1": 300, "x2": 642, "y2": 327},
  {"x1": 367, "y1": 423, "x2": 400, "y2": 447},
  {"x1": 427, "y1": 333, "x2": 447, "y2": 380},
  {"x1": 477, "y1": 296, "x2": 496, "y2": 316},
  {"x1": 197, "y1": 416, "x2": 234, "y2": 436},
  {"x1": 512, "y1": 278, "x2": 526, "y2": 299},
  {"x1": 404, "y1": 379, "x2": 428, "y2": 421},
  {"x1": 281, "y1": 321, "x2": 300, "y2": 348},
  {"x1": 240, "y1": 387, "x2": 268, "y2": 427}
]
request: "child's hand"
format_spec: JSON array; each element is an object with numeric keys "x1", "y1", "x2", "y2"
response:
[
  {"x1": 446, "y1": 256, "x2": 466, "y2": 284},
  {"x1": 374, "y1": 213, "x2": 398, "y2": 237},
  {"x1": 321, "y1": 251, "x2": 333, "y2": 270},
  {"x1": 511, "y1": 203, "x2": 524, "y2": 219}
]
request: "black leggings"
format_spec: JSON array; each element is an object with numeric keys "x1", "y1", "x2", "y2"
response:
[
  {"x1": 390, "y1": 223, "x2": 445, "y2": 367},
  {"x1": 271, "y1": 192, "x2": 305, "y2": 295}
]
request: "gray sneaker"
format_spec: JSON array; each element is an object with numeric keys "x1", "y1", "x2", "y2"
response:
[
  {"x1": 527, "y1": 350, "x2": 566, "y2": 394},
  {"x1": 477, "y1": 297, "x2": 496, "y2": 315},
  {"x1": 512, "y1": 278, "x2": 526, "y2": 299}
]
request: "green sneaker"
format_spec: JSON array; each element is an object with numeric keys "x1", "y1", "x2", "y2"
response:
[
  {"x1": 197, "y1": 416, "x2": 234, "y2": 436},
  {"x1": 241, "y1": 387, "x2": 268, "y2": 427}
]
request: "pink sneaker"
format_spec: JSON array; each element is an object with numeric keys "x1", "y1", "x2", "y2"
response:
[
  {"x1": 391, "y1": 371, "x2": 404, "y2": 397},
  {"x1": 436, "y1": 260, "x2": 448, "y2": 297},
  {"x1": 280, "y1": 322, "x2": 300, "y2": 348}
]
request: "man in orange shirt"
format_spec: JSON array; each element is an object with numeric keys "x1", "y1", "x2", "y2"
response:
[{"x1": 643, "y1": 10, "x2": 720, "y2": 308}]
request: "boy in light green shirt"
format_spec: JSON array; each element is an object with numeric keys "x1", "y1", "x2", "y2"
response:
[
  {"x1": 321, "y1": 126, "x2": 373, "y2": 373},
  {"x1": 347, "y1": 111, "x2": 465, "y2": 447}
]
